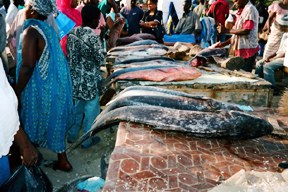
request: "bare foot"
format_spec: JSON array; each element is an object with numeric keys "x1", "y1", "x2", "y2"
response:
[{"x1": 53, "y1": 152, "x2": 72, "y2": 172}]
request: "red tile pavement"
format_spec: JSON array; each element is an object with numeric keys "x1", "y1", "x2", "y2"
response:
[{"x1": 103, "y1": 109, "x2": 288, "y2": 191}]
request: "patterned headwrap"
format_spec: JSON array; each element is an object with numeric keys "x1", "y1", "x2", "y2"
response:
[{"x1": 28, "y1": 0, "x2": 56, "y2": 17}]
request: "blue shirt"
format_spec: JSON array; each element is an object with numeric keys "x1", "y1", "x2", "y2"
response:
[{"x1": 121, "y1": 6, "x2": 144, "y2": 36}]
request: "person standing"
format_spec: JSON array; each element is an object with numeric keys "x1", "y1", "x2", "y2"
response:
[
  {"x1": 140, "y1": 0, "x2": 163, "y2": 42},
  {"x1": 174, "y1": 0, "x2": 202, "y2": 35},
  {"x1": 121, "y1": 0, "x2": 144, "y2": 36},
  {"x1": 207, "y1": 0, "x2": 229, "y2": 42},
  {"x1": 194, "y1": 0, "x2": 206, "y2": 18},
  {"x1": 76, "y1": 0, "x2": 106, "y2": 36},
  {"x1": 57, "y1": 0, "x2": 82, "y2": 55},
  {"x1": 217, "y1": 0, "x2": 259, "y2": 72},
  {"x1": 66, "y1": 4, "x2": 104, "y2": 149},
  {"x1": 15, "y1": 0, "x2": 73, "y2": 172},
  {"x1": 0, "y1": 58, "x2": 38, "y2": 186}
]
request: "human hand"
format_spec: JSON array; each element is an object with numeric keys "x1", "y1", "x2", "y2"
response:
[
  {"x1": 21, "y1": 143, "x2": 39, "y2": 167},
  {"x1": 210, "y1": 41, "x2": 222, "y2": 48},
  {"x1": 217, "y1": 23, "x2": 227, "y2": 34},
  {"x1": 100, "y1": 25, "x2": 106, "y2": 40}
]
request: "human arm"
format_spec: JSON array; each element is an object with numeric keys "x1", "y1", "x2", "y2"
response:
[
  {"x1": 214, "y1": 38, "x2": 231, "y2": 48},
  {"x1": 108, "y1": 0, "x2": 119, "y2": 15},
  {"x1": 217, "y1": 23, "x2": 251, "y2": 35},
  {"x1": 107, "y1": 16, "x2": 114, "y2": 30},
  {"x1": 140, "y1": 11, "x2": 161, "y2": 29},
  {"x1": 14, "y1": 128, "x2": 38, "y2": 167},
  {"x1": 262, "y1": 11, "x2": 276, "y2": 33},
  {"x1": 14, "y1": 27, "x2": 38, "y2": 103}
]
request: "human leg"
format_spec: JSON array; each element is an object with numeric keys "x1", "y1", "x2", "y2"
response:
[
  {"x1": 242, "y1": 54, "x2": 257, "y2": 72},
  {"x1": 263, "y1": 58, "x2": 284, "y2": 86},
  {"x1": 53, "y1": 152, "x2": 72, "y2": 172},
  {"x1": 67, "y1": 99, "x2": 85, "y2": 143},
  {"x1": 255, "y1": 59, "x2": 265, "y2": 78},
  {"x1": 81, "y1": 95, "x2": 101, "y2": 148}
]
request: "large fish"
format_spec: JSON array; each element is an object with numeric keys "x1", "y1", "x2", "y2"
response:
[
  {"x1": 106, "y1": 66, "x2": 202, "y2": 86},
  {"x1": 107, "y1": 18, "x2": 125, "y2": 50},
  {"x1": 108, "y1": 44, "x2": 168, "y2": 53},
  {"x1": 114, "y1": 59, "x2": 176, "y2": 66},
  {"x1": 189, "y1": 48, "x2": 227, "y2": 67},
  {"x1": 89, "y1": 106, "x2": 273, "y2": 139},
  {"x1": 126, "y1": 39, "x2": 159, "y2": 46},
  {"x1": 103, "y1": 64, "x2": 180, "y2": 86},
  {"x1": 107, "y1": 46, "x2": 168, "y2": 57},
  {"x1": 117, "y1": 33, "x2": 156, "y2": 45},
  {"x1": 113, "y1": 62, "x2": 178, "y2": 70},
  {"x1": 96, "y1": 94, "x2": 246, "y2": 121},
  {"x1": 108, "y1": 86, "x2": 251, "y2": 112},
  {"x1": 116, "y1": 56, "x2": 175, "y2": 64}
]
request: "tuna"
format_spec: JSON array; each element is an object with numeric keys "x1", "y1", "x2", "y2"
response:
[
  {"x1": 126, "y1": 40, "x2": 159, "y2": 46},
  {"x1": 114, "y1": 59, "x2": 176, "y2": 67},
  {"x1": 108, "y1": 44, "x2": 169, "y2": 53},
  {"x1": 117, "y1": 33, "x2": 156, "y2": 45},
  {"x1": 189, "y1": 48, "x2": 227, "y2": 67},
  {"x1": 116, "y1": 56, "x2": 175, "y2": 64},
  {"x1": 89, "y1": 106, "x2": 273, "y2": 139},
  {"x1": 113, "y1": 61, "x2": 179, "y2": 70}
]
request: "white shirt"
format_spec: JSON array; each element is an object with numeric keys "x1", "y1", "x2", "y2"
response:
[
  {"x1": 5, "y1": 3, "x2": 19, "y2": 31},
  {"x1": 0, "y1": 59, "x2": 19, "y2": 157},
  {"x1": 276, "y1": 33, "x2": 288, "y2": 67}
]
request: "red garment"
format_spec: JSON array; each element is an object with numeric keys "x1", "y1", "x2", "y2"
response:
[
  {"x1": 234, "y1": 19, "x2": 258, "y2": 59},
  {"x1": 56, "y1": 0, "x2": 82, "y2": 26},
  {"x1": 208, "y1": 0, "x2": 229, "y2": 26},
  {"x1": 56, "y1": 0, "x2": 82, "y2": 55},
  {"x1": 234, "y1": 19, "x2": 259, "y2": 59},
  {"x1": 242, "y1": 20, "x2": 254, "y2": 30},
  {"x1": 234, "y1": 47, "x2": 259, "y2": 59}
]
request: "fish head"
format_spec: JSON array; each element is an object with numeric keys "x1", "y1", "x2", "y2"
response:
[{"x1": 189, "y1": 56, "x2": 207, "y2": 67}]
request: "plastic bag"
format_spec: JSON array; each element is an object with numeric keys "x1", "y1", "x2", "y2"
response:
[{"x1": 0, "y1": 165, "x2": 53, "y2": 192}]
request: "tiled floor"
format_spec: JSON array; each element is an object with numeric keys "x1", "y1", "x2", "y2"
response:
[{"x1": 103, "y1": 109, "x2": 288, "y2": 191}]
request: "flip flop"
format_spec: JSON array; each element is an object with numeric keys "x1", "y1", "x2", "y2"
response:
[{"x1": 81, "y1": 136, "x2": 101, "y2": 149}]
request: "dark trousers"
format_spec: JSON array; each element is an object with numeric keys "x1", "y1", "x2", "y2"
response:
[{"x1": 242, "y1": 54, "x2": 257, "y2": 72}]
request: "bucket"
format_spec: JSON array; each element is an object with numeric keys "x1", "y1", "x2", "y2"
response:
[{"x1": 55, "y1": 11, "x2": 76, "y2": 39}]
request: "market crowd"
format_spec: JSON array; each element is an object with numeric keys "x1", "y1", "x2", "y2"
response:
[{"x1": 0, "y1": 0, "x2": 287, "y2": 187}]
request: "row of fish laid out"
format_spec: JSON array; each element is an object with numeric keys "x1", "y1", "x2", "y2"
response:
[
  {"x1": 102, "y1": 62, "x2": 202, "y2": 88},
  {"x1": 78, "y1": 86, "x2": 272, "y2": 145}
]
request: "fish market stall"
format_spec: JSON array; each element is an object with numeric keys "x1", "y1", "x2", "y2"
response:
[
  {"x1": 105, "y1": 43, "x2": 272, "y2": 107},
  {"x1": 102, "y1": 110, "x2": 288, "y2": 191},
  {"x1": 113, "y1": 69, "x2": 273, "y2": 107}
]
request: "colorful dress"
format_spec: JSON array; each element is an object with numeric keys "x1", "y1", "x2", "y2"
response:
[{"x1": 16, "y1": 19, "x2": 73, "y2": 153}]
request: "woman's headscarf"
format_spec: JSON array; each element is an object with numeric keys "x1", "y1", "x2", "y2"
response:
[
  {"x1": 56, "y1": 0, "x2": 82, "y2": 26},
  {"x1": 28, "y1": 0, "x2": 56, "y2": 17},
  {"x1": 56, "y1": 0, "x2": 82, "y2": 55}
]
